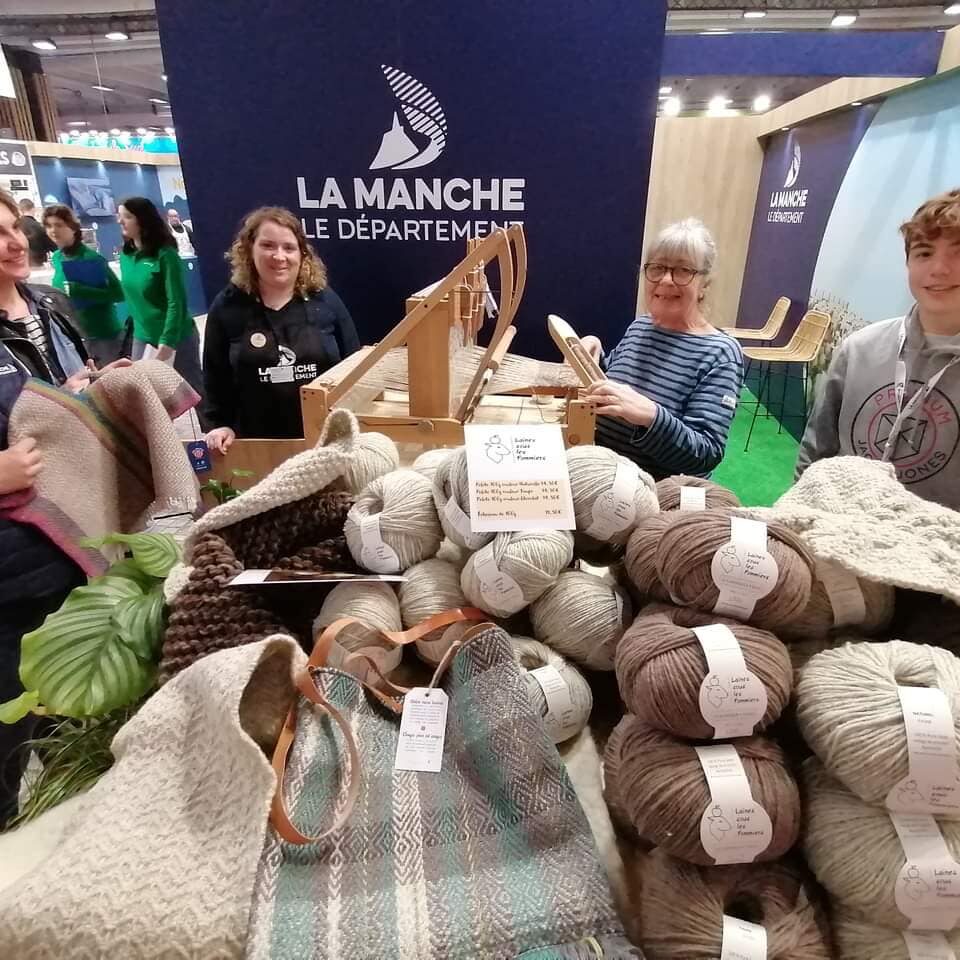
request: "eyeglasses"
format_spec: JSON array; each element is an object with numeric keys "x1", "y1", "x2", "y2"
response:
[{"x1": 643, "y1": 262, "x2": 701, "y2": 286}]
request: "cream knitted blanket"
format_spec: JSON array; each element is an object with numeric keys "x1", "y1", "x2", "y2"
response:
[{"x1": 0, "y1": 636, "x2": 304, "y2": 960}]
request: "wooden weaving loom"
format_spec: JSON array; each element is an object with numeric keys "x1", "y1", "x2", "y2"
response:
[{"x1": 300, "y1": 224, "x2": 596, "y2": 449}]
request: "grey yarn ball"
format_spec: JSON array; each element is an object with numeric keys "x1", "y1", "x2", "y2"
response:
[
  {"x1": 399, "y1": 557, "x2": 472, "y2": 665},
  {"x1": 344, "y1": 432, "x2": 400, "y2": 494},
  {"x1": 411, "y1": 447, "x2": 456, "y2": 483},
  {"x1": 832, "y1": 905, "x2": 960, "y2": 960},
  {"x1": 432, "y1": 446, "x2": 494, "y2": 550}
]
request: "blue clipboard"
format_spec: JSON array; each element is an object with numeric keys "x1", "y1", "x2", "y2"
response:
[{"x1": 62, "y1": 258, "x2": 110, "y2": 310}]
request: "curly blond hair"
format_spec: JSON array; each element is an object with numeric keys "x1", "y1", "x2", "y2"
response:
[{"x1": 227, "y1": 206, "x2": 327, "y2": 297}]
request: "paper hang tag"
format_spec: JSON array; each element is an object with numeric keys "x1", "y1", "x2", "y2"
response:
[
  {"x1": 720, "y1": 915, "x2": 768, "y2": 960},
  {"x1": 890, "y1": 812, "x2": 960, "y2": 930},
  {"x1": 473, "y1": 543, "x2": 525, "y2": 612},
  {"x1": 815, "y1": 559, "x2": 866, "y2": 627},
  {"x1": 711, "y1": 517, "x2": 778, "y2": 622},
  {"x1": 903, "y1": 931, "x2": 958, "y2": 960},
  {"x1": 584, "y1": 458, "x2": 640, "y2": 540},
  {"x1": 528, "y1": 664, "x2": 591, "y2": 743},
  {"x1": 679, "y1": 485, "x2": 707, "y2": 512},
  {"x1": 692, "y1": 624, "x2": 768, "y2": 739},
  {"x1": 358, "y1": 514, "x2": 401, "y2": 574},
  {"x1": 695, "y1": 744, "x2": 773, "y2": 865},
  {"x1": 886, "y1": 686, "x2": 960, "y2": 818},
  {"x1": 394, "y1": 687, "x2": 449, "y2": 773},
  {"x1": 443, "y1": 497, "x2": 488, "y2": 550}
]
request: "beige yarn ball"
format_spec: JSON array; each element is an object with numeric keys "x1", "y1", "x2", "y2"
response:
[
  {"x1": 431, "y1": 446, "x2": 494, "y2": 550},
  {"x1": 803, "y1": 757, "x2": 960, "y2": 928},
  {"x1": 780, "y1": 571, "x2": 895, "y2": 641},
  {"x1": 313, "y1": 581, "x2": 402, "y2": 679},
  {"x1": 399, "y1": 557, "x2": 473, "y2": 665},
  {"x1": 460, "y1": 530, "x2": 574, "y2": 618},
  {"x1": 435, "y1": 538, "x2": 471, "y2": 572},
  {"x1": 345, "y1": 469, "x2": 442, "y2": 573},
  {"x1": 411, "y1": 447, "x2": 455, "y2": 483},
  {"x1": 796, "y1": 639, "x2": 960, "y2": 804},
  {"x1": 624, "y1": 515, "x2": 672, "y2": 603},
  {"x1": 344, "y1": 431, "x2": 400, "y2": 494},
  {"x1": 832, "y1": 905, "x2": 960, "y2": 960},
  {"x1": 513, "y1": 636, "x2": 593, "y2": 743},
  {"x1": 640, "y1": 849, "x2": 831, "y2": 960},
  {"x1": 530, "y1": 570, "x2": 631, "y2": 671}
]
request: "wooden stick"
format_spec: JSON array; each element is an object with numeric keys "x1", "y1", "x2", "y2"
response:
[{"x1": 547, "y1": 314, "x2": 606, "y2": 387}]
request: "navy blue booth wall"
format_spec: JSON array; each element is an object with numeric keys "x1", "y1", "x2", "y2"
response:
[{"x1": 156, "y1": 0, "x2": 667, "y2": 359}]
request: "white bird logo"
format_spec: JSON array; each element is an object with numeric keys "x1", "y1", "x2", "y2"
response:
[{"x1": 370, "y1": 65, "x2": 448, "y2": 171}]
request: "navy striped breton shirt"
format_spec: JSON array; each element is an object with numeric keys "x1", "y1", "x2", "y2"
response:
[{"x1": 595, "y1": 315, "x2": 743, "y2": 479}]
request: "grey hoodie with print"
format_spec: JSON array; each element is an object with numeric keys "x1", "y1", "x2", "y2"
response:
[{"x1": 797, "y1": 308, "x2": 960, "y2": 510}]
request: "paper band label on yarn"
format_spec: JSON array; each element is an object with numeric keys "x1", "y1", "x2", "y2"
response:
[
  {"x1": 890, "y1": 811, "x2": 960, "y2": 930},
  {"x1": 694, "y1": 744, "x2": 773, "y2": 864},
  {"x1": 903, "y1": 931, "x2": 958, "y2": 960},
  {"x1": 886, "y1": 686, "x2": 960, "y2": 818},
  {"x1": 720, "y1": 915, "x2": 768, "y2": 960},
  {"x1": 584, "y1": 458, "x2": 640, "y2": 540},
  {"x1": 443, "y1": 497, "x2": 488, "y2": 550},
  {"x1": 358, "y1": 514, "x2": 401, "y2": 574},
  {"x1": 328, "y1": 638, "x2": 403, "y2": 684},
  {"x1": 711, "y1": 517, "x2": 778, "y2": 622},
  {"x1": 816, "y1": 559, "x2": 866, "y2": 627},
  {"x1": 463, "y1": 424, "x2": 575, "y2": 533},
  {"x1": 473, "y1": 543, "x2": 525, "y2": 612},
  {"x1": 394, "y1": 687, "x2": 448, "y2": 773},
  {"x1": 679, "y1": 486, "x2": 707, "y2": 512},
  {"x1": 692, "y1": 624, "x2": 768, "y2": 739},
  {"x1": 529, "y1": 664, "x2": 589, "y2": 743},
  {"x1": 614, "y1": 589, "x2": 624, "y2": 624}
]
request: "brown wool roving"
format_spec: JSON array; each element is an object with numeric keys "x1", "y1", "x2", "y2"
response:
[
  {"x1": 624, "y1": 514, "x2": 673, "y2": 603},
  {"x1": 655, "y1": 475, "x2": 742, "y2": 513},
  {"x1": 832, "y1": 905, "x2": 960, "y2": 960},
  {"x1": 779, "y1": 573, "x2": 895, "y2": 641},
  {"x1": 615, "y1": 602, "x2": 792, "y2": 740},
  {"x1": 602, "y1": 714, "x2": 801, "y2": 865},
  {"x1": 640, "y1": 849, "x2": 831, "y2": 960},
  {"x1": 656, "y1": 512, "x2": 815, "y2": 630},
  {"x1": 530, "y1": 570, "x2": 632, "y2": 671}
]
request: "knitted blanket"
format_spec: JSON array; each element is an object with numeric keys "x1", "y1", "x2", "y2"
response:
[
  {"x1": 752, "y1": 455, "x2": 960, "y2": 604},
  {"x1": 0, "y1": 636, "x2": 305, "y2": 960},
  {"x1": 0, "y1": 360, "x2": 199, "y2": 575}
]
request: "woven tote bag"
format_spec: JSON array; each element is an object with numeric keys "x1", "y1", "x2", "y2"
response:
[{"x1": 247, "y1": 617, "x2": 636, "y2": 960}]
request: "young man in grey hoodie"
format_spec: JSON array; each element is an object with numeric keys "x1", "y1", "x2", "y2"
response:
[{"x1": 797, "y1": 188, "x2": 960, "y2": 510}]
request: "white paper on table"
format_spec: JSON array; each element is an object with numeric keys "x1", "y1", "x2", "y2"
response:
[{"x1": 142, "y1": 343, "x2": 176, "y2": 366}]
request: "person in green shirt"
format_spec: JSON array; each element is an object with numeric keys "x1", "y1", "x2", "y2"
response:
[
  {"x1": 117, "y1": 196, "x2": 203, "y2": 396},
  {"x1": 43, "y1": 203, "x2": 128, "y2": 366}
]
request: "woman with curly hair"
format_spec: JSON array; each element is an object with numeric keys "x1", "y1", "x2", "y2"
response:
[{"x1": 203, "y1": 207, "x2": 358, "y2": 450}]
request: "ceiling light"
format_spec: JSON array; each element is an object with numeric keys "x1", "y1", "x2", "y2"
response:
[
  {"x1": 105, "y1": 31, "x2": 129, "y2": 41},
  {"x1": 88, "y1": 129, "x2": 99, "y2": 136},
  {"x1": 753, "y1": 93, "x2": 772, "y2": 112},
  {"x1": 91, "y1": 84, "x2": 114, "y2": 92},
  {"x1": 161, "y1": 73, "x2": 168, "y2": 81},
  {"x1": 743, "y1": 10, "x2": 767, "y2": 18},
  {"x1": 703, "y1": 28, "x2": 732, "y2": 34},
  {"x1": 659, "y1": 85, "x2": 672, "y2": 94},
  {"x1": 110, "y1": 128, "x2": 121, "y2": 135},
  {"x1": 830, "y1": 12, "x2": 858, "y2": 27},
  {"x1": 851, "y1": 100, "x2": 863, "y2": 106},
  {"x1": 781, "y1": 126, "x2": 789, "y2": 131},
  {"x1": 32, "y1": 39, "x2": 57, "y2": 51},
  {"x1": 136, "y1": 127, "x2": 147, "y2": 135},
  {"x1": 708, "y1": 95, "x2": 731, "y2": 115},
  {"x1": 164, "y1": 127, "x2": 176, "y2": 136},
  {"x1": 662, "y1": 97, "x2": 682, "y2": 116},
  {"x1": 67, "y1": 120, "x2": 88, "y2": 126},
  {"x1": 148, "y1": 97, "x2": 168, "y2": 105},
  {"x1": 945, "y1": 3, "x2": 960, "y2": 14}
]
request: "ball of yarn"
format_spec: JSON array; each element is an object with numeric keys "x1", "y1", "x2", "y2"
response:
[
  {"x1": 803, "y1": 757, "x2": 960, "y2": 928},
  {"x1": 656, "y1": 512, "x2": 815, "y2": 630},
  {"x1": 566, "y1": 446, "x2": 658, "y2": 563},
  {"x1": 431, "y1": 447, "x2": 494, "y2": 550},
  {"x1": 832, "y1": 905, "x2": 960, "y2": 960},
  {"x1": 530, "y1": 570, "x2": 631, "y2": 671},
  {"x1": 616, "y1": 601, "x2": 792, "y2": 739},
  {"x1": 344, "y1": 431, "x2": 400, "y2": 494},
  {"x1": 796, "y1": 639, "x2": 960, "y2": 804},
  {"x1": 345, "y1": 469, "x2": 442, "y2": 573},
  {"x1": 655, "y1": 474, "x2": 742, "y2": 513},
  {"x1": 435, "y1": 538, "x2": 470, "y2": 572},
  {"x1": 640, "y1": 849, "x2": 831, "y2": 960},
  {"x1": 399, "y1": 557, "x2": 472, "y2": 665},
  {"x1": 602, "y1": 714, "x2": 800, "y2": 865},
  {"x1": 780, "y1": 571, "x2": 895, "y2": 641},
  {"x1": 313, "y1": 581, "x2": 402, "y2": 678},
  {"x1": 513, "y1": 636, "x2": 593, "y2": 743},
  {"x1": 460, "y1": 530, "x2": 574, "y2": 618},
  {"x1": 623, "y1": 515, "x2": 672, "y2": 603},
  {"x1": 411, "y1": 447, "x2": 455, "y2": 483}
]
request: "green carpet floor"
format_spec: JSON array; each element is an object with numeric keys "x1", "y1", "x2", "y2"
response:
[{"x1": 712, "y1": 388, "x2": 799, "y2": 507}]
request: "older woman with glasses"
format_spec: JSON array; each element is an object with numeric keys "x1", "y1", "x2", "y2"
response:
[{"x1": 579, "y1": 218, "x2": 743, "y2": 478}]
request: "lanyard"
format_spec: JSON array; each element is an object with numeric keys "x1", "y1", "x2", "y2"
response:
[{"x1": 883, "y1": 317, "x2": 960, "y2": 462}]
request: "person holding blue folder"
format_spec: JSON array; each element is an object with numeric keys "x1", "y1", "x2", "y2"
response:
[{"x1": 43, "y1": 204, "x2": 127, "y2": 365}]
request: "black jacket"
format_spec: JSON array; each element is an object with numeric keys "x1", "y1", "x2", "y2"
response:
[{"x1": 202, "y1": 283, "x2": 360, "y2": 439}]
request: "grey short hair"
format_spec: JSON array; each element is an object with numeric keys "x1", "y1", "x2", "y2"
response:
[{"x1": 645, "y1": 218, "x2": 717, "y2": 276}]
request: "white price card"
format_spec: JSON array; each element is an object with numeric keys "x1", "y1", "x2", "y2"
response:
[
  {"x1": 720, "y1": 915, "x2": 767, "y2": 960},
  {"x1": 394, "y1": 688, "x2": 448, "y2": 773},
  {"x1": 464, "y1": 424, "x2": 575, "y2": 532},
  {"x1": 903, "y1": 931, "x2": 958, "y2": 960}
]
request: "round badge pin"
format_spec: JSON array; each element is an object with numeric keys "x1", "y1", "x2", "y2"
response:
[{"x1": 250, "y1": 332, "x2": 267, "y2": 348}]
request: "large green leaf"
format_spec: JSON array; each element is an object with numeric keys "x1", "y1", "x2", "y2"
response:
[
  {"x1": 100, "y1": 558, "x2": 156, "y2": 590},
  {"x1": 113, "y1": 585, "x2": 166, "y2": 660},
  {"x1": 0, "y1": 690, "x2": 40, "y2": 724},
  {"x1": 19, "y1": 577, "x2": 159, "y2": 718},
  {"x1": 82, "y1": 533, "x2": 180, "y2": 578}
]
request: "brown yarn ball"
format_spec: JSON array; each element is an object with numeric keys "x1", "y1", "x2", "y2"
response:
[
  {"x1": 615, "y1": 602, "x2": 792, "y2": 739},
  {"x1": 780, "y1": 574, "x2": 895, "y2": 641},
  {"x1": 655, "y1": 475, "x2": 742, "y2": 513},
  {"x1": 624, "y1": 514, "x2": 672, "y2": 603},
  {"x1": 656, "y1": 512, "x2": 815, "y2": 630},
  {"x1": 641, "y1": 849, "x2": 831, "y2": 960},
  {"x1": 602, "y1": 714, "x2": 801, "y2": 865}
]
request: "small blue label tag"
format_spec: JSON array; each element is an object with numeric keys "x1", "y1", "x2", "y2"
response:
[{"x1": 187, "y1": 439, "x2": 211, "y2": 474}]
